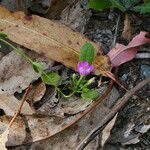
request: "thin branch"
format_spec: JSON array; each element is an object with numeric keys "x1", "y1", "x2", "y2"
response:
[
  {"x1": 12, "y1": 81, "x2": 114, "y2": 147},
  {"x1": 76, "y1": 78, "x2": 150, "y2": 150},
  {"x1": 112, "y1": 15, "x2": 120, "y2": 48},
  {"x1": 4, "y1": 86, "x2": 31, "y2": 131}
]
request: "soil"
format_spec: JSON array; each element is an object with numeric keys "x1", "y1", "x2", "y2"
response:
[{"x1": 83, "y1": 8, "x2": 150, "y2": 150}]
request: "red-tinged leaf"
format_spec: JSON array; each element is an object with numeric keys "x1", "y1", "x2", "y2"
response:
[{"x1": 108, "y1": 32, "x2": 150, "y2": 67}]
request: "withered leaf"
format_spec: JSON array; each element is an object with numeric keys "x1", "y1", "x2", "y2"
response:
[
  {"x1": 0, "y1": 51, "x2": 39, "y2": 95},
  {"x1": 0, "y1": 6, "x2": 110, "y2": 76},
  {"x1": 0, "y1": 129, "x2": 9, "y2": 150},
  {"x1": 0, "y1": 50, "x2": 53, "y2": 95},
  {"x1": 26, "y1": 81, "x2": 46, "y2": 106},
  {"x1": 101, "y1": 113, "x2": 118, "y2": 147},
  {"x1": 108, "y1": 32, "x2": 150, "y2": 67},
  {"x1": 0, "y1": 94, "x2": 34, "y2": 116},
  {"x1": 0, "y1": 86, "x2": 119, "y2": 148}
]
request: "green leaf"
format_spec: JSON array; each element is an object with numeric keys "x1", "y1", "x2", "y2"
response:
[
  {"x1": 119, "y1": 0, "x2": 141, "y2": 9},
  {"x1": 82, "y1": 87, "x2": 90, "y2": 93},
  {"x1": 110, "y1": 0, "x2": 126, "y2": 12},
  {"x1": 72, "y1": 73, "x2": 77, "y2": 84},
  {"x1": 32, "y1": 62, "x2": 44, "y2": 73},
  {"x1": 41, "y1": 72, "x2": 60, "y2": 86},
  {"x1": 133, "y1": 1, "x2": 150, "y2": 14},
  {"x1": 0, "y1": 32, "x2": 7, "y2": 39},
  {"x1": 81, "y1": 89, "x2": 98, "y2": 100},
  {"x1": 80, "y1": 43, "x2": 95, "y2": 64},
  {"x1": 88, "y1": 0, "x2": 112, "y2": 11}
]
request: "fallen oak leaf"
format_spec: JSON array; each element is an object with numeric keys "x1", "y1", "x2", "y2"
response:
[
  {"x1": 108, "y1": 32, "x2": 150, "y2": 67},
  {"x1": 0, "y1": 6, "x2": 110, "y2": 76}
]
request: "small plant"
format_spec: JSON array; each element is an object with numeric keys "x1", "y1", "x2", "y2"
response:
[
  {"x1": 88, "y1": 0, "x2": 150, "y2": 14},
  {"x1": 0, "y1": 32, "x2": 98, "y2": 100}
]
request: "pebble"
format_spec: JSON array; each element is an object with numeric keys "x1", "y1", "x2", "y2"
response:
[
  {"x1": 140, "y1": 65, "x2": 150, "y2": 89},
  {"x1": 140, "y1": 65, "x2": 150, "y2": 79}
]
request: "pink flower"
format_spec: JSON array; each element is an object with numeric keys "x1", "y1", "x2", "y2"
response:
[{"x1": 77, "y1": 61, "x2": 94, "y2": 76}]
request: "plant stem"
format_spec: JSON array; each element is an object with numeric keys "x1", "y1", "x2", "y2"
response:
[
  {"x1": 0, "y1": 38, "x2": 33, "y2": 64},
  {"x1": 76, "y1": 76, "x2": 84, "y2": 89},
  {"x1": 0, "y1": 38, "x2": 84, "y2": 99},
  {"x1": 76, "y1": 78, "x2": 150, "y2": 150}
]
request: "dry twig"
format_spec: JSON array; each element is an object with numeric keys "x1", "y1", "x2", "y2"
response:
[
  {"x1": 76, "y1": 78, "x2": 150, "y2": 150},
  {"x1": 4, "y1": 86, "x2": 31, "y2": 132},
  {"x1": 16, "y1": 81, "x2": 114, "y2": 146},
  {"x1": 112, "y1": 15, "x2": 120, "y2": 48}
]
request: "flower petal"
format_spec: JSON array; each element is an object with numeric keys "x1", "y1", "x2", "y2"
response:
[
  {"x1": 84, "y1": 65, "x2": 94, "y2": 75},
  {"x1": 77, "y1": 61, "x2": 94, "y2": 76}
]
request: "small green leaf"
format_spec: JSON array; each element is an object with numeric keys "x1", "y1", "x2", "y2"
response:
[
  {"x1": 41, "y1": 72, "x2": 60, "y2": 86},
  {"x1": 82, "y1": 87, "x2": 90, "y2": 93},
  {"x1": 110, "y1": 0, "x2": 126, "y2": 12},
  {"x1": 88, "y1": 0, "x2": 112, "y2": 11},
  {"x1": 72, "y1": 73, "x2": 77, "y2": 84},
  {"x1": 81, "y1": 89, "x2": 98, "y2": 100},
  {"x1": 0, "y1": 32, "x2": 7, "y2": 39},
  {"x1": 32, "y1": 62, "x2": 44, "y2": 73},
  {"x1": 80, "y1": 43, "x2": 95, "y2": 64},
  {"x1": 121, "y1": 0, "x2": 141, "y2": 9},
  {"x1": 133, "y1": 1, "x2": 150, "y2": 14}
]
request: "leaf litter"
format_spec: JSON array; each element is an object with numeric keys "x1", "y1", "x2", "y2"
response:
[
  {"x1": 0, "y1": 5, "x2": 113, "y2": 147},
  {"x1": 101, "y1": 113, "x2": 118, "y2": 147},
  {"x1": 0, "y1": 49, "x2": 53, "y2": 95},
  {"x1": 0, "y1": 129, "x2": 9, "y2": 150},
  {"x1": 108, "y1": 31, "x2": 150, "y2": 67},
  {"x1": 2, "y1": 2, "x2": 149, "y2": 149},
  {"x1": 0, "y1": 6, "x2": 111, "y2": 76},
  {"x1": 0, "y1": 86, "x2": 120, "y2": 147}
]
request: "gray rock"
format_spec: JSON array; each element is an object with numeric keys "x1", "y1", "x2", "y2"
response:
[{"x1": 140, "y1": 65, "x2": 150, "y2": 79}]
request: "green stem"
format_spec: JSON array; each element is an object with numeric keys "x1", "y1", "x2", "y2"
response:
[
  {"x1": 56, "y1": 87, "x2": 75, "y2": 98},
  {"x1": 0, "y1": 38, "x2": 79, "y2": 99},
  {"x1": 76, "y1": 76, "x2": 85, "y2": 89},
  {"x1": 41, "y1": 72, "x2": 75, "y2": 98},
  {"x1": 0, "y1": 39, "x2": 33, "y2": 64}
]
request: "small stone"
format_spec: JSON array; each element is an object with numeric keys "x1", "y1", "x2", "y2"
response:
[
  {"x1": 140, "y1": 65, "x2": 150, "y2": 79},
  {"x1": 121, "y1": 74, "x2": 128, "y2": 82},
  {"x1": 140, "y1": 65, "x2": 150, "y2": 89}
]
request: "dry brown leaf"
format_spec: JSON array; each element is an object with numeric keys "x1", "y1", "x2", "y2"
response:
[
  {"x1": 122, "y1": 13, "x2": 132, "y2": 40},
  {"x1": 37, "y1": 94, "x2": 92, "y2": 117},
  {"x1": 0, "y1": 50, "x2": 53, "y2": 95},
  {"x1": 0, "y1": 87, "x2": 119, "y2": 147},
  {"x1": 0, "y1": 52, "x2": 3, "y2": 60},
  {"x1": 0, "y1": 94, "x2": 34, "y2": 116},
  {"x1": 37, "y1": 85, "x2": 108, "y2": 117},
  {"x1": 0, "y1": 6, "x2": 111, "y2": 76},
  {"x1": 60, "y1": 0, "x2": 90, "y2": 32},
  {"x1": 26, "y1": 81, "x2": 46, "y2": 106},
  {"x1": 101, "y1": 113, "x2": 118, "y2": 147},
  {"x1": 0, "y1": 51, "x2": 39, "y2": 95},
  {"x1": 0, "y1": 129, "x2": 9, "y2": 150}
]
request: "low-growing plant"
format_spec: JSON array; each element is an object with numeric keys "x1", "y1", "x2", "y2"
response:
[
  {"x1": 88, "y1": 0, "x2": 150, "y2": 14},
  {"x1": 0, "y1": 32, "x2": 98, "y2": 100}
]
